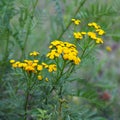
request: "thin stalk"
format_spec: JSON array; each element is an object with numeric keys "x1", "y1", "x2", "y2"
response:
[
  {"x1": 21, "y1": 0, "x2": 38, "y2": 59},
  {"x1": 80, "y1": 45, "x2": 88, "y2": 58},
  {"x1": 77, "y1": 42, "x2": 84, "y2": 51},
  {"x1": 50, "y1": 61, "x2": 73, "y2": 93},
  {"x1": 58, "y1": 84, "x2": 63, "y2": 120},
  {"x1": 83, "y1": 43, "x2": 96, "y2": 58},
  {"x1": 58, "y1": 100, "x2": 62, "y2": 120},
  {"x1": 24, "y1": 87, "x2": 30, "y2": 120},
  {"x1": 24, "y1": 73, "x2": 32, "y2": 120},
  {"x1": 55, "y1": 58, "x2": 62, "y2": 79},
  {"x1": 0, "y1": 29, "x2": 10, "y2": 81},
  {"x1": 22, "y1": 24, "x2": 31, "y2": 59},
  {"x1": 57, "y1": 0, "x2": 87, "y2": 40},
  {"x1": 64, "y1": 64, "x2": 75, "y2": 78},
  {"x1": 4, "y1": 29, "x2": 10, "y2": 61},
  {"x1": 57, "y1": 62, "x2": 71, "y2": 120},
  {"x1": 56, "y1": 60, "x2": 66, "y2": 83},
  {"x1": 23, "y1": 72, "x2": 40, "y2": 120},
  {"x1": 80, "y1": 38, "x2": 92, "y2": 58},
  {"x1": 50, "y1": 60, "x2": 66, "y2": 93}
]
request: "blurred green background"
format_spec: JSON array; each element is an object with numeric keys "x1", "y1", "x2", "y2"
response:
[{"x1": 0, "y1": 0, "x2": 120, "y2": 119}]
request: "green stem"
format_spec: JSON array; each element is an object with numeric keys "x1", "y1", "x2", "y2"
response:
[
  {"x1": 24, "y1": 73, "x2": 32, "y2": 120},
  {"x1": 80, "y1": 45, "x2": 88, "y2": 58},
  {"x1": 50, "y1": 62, "x2": 74, "y2": 94},
  {"x1": 24, "y1": 87, "x2": 30, "y2": 120},
  {"x1": 77, "y1": 42, "x2": 84, "y2": 51},
  {"x1": 83, "y1": 43, "x2": 96, "y2": 58},
  {"x1": 55, "y1": 58, "x2": 62, "y2": 78},
  {"x1": 80, "y1": 38, "x2": 92, "y2": 58},
  {"x1": 22, "y1": 25, "x2": 30, "y2": 59},
  {"x1": 64, "y1": 64, "x2": 75, "y2": 78},
  {"x1": 4, "y1": 29, "x2": 10, "y2": 61},
  {"x1": 21, "y1": 0, "x2": 38, "y2": 59},
  {"x1": 0, "y1": 29, "x2": 10, "y2": 81},
  {"x1": 57, "y1": 0, "x2": 87, "y2": 40},
  {"x1": 58, "y1": 100, "x2": 62, "y2": 120},
  {"x1": 58, "y1": 85, "x2": 63, "y2": 120},
  {"x1": 49, "y1": 61, "x2": 66, "y2": 99},
  {"x1": 56, "y1": 60, "x2": 66, "y2": 83}
]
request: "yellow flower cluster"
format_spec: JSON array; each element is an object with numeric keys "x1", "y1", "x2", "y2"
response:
[
  {"x1": 73, "y1": 32, "x2": 86, "y2": 40},
  {"x1": 71, "y1": 18, "x2": 81, "y2": 25},
  {"x1": 87, "y1": 22, "x2": 105, "y2": 44},
  {"x1": 29, "y1": 51, "x2": 39, "y2": 56},
  {"x1": 10, "y1": 51, "x2": 57, "y2": 81},
  {"x1": 88, "y1": 22, "x2": 101, "y2": 29},
  {"x1": 46, "y1": 40, "x2": 81, "y2": 65},
  {"x1": 72, "y1": 19, "x2": 105, "y2": 44},
  {"x1": 87, "y1": 32, "x2": 103, "y2": 44},
  {"x1": 10, "y1": 60, "x2": 56, "y2": 72},
  {"x1": 96, "y1": 29, "x2": 105, "y2": 35}
]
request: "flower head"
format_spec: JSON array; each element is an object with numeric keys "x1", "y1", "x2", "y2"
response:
[
  {"x1": 96, "y1": 29, "x2": 105, "y2": 35},
  {"x1": 73, "y1": 32, "x2": 83, "y2": 40},
  {"x1": 10, "y1": 59, "x2": 15, "y2": 64},
  {"x1": 47, "y1": 40, "x2": 81, "y2": 65},
  {"x1": 30, "y1": 51, "x2": 39, "y2": 56},
  {"x1": 38, "y1": 75, "x2": 43, "y2": 80},
  {"x1": 88, "y1": 22, "x2": 101, "y2": 29},
  {"x1": 45, "y1": 77, "x2": 49, "y2": 82},
  {"x1": 106, "y1": 46, "x2": 112, "y2": 52},
  {"x1": 72, "y1": 19, "x2": 81, "y2": 25}
]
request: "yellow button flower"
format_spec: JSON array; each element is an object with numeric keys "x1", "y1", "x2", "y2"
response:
[
  {"x1": 12, "y1": 63, "x2": 17, "y2": 68},
  {"x1": 74, "y1": 57, "x2": 81, "y2": 65},
  {"x1": 34, "y1": 60, "x2": 39, "y2": 63},
  {"x1": 72, "y1": 19, "x2": 81, "y2": 25},
  {"x1": 38, "y1": 75, "x2": 42, "y2": 80},
  {"x1": 48, "y1": 64, "x2": 57, "y2": 72},
  {"x1": 95, "y1": 38, "x2": 104, "y2": 44},
  {"x1": 32, "y1": 63, "x2": 38, "y2": 67},
  {"x1": 42, "y1": 62, "x2": 48, "y2": 68},
  {"x1": 29, "y1": 51, "x2": 39, "y2": 56},
  {"x1": 10, "y1": 59, "x2": 15, "y2": 64},
  {"x1": 88, "y1": 22, "x2": 101, "y2": 29},
  {"x1": 37, "y1": 65, "x2": 43, "y2": 71},
  {"x1": 106, "y1": 46, "x2": 112, "y2": 52},
  {"x1": 45, "y1": 77, "x2": 49, "y2": 82},
  {"x1": 81, "y1": 32, "x2": 86, "y2": 35},
  {"x1": 88, "y1": 32, "x2": 97, "y2": 39},
  {"x1": 96, "y1": 29, "x2": 105, "y2": 35},
  {"x1": 73, "y1": 32, "x2": 83, "y2": 40},
  {"x1": 18, "y1": 63, "x2": 23, "y2": 68}
]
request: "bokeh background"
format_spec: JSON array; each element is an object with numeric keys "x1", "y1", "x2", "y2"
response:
[{"x1": 0, "y1": 0, "x2": 120, "y2": 119}]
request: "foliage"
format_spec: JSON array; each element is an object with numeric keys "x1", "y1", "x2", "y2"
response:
[{"x1": 0, "y1": 0, "x2": 120, "y2": 120}]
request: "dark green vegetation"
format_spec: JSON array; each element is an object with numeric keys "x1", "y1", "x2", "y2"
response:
[{"x1": 0, "y1": 0, "x2": 120, "y2": 120}]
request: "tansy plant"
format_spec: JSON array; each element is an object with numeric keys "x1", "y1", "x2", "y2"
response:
[
  {"x1": 71, "y1": 19, "x2": 105, "y2": 59},
  {"x1": 10, "y1": 19, "x2": 105, "y2": 120}
]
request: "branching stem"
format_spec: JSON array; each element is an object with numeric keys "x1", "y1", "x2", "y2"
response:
[{"x1": 57, "y1": 0, "x2": 87, "y2": 40}]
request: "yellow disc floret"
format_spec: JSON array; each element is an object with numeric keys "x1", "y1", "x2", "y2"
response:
[
  {"x1": 72, "y1": 19, "x2": 81, "y2": 25},
  {"x1": 38, "y1": 75, "x2": 43, "y2": 80},
  {"x1": 29, "y1": 51, "x2": 39, "y2": 56},
  {"x1": 106, "y1": 46, "x2": 112, "y2": 52},
  {"x1": 47, "y1": 40, "x2": 81, "y2": 65},
  {"x1": 10, "y1": 59, "x2": 15, "y2": 64}
]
